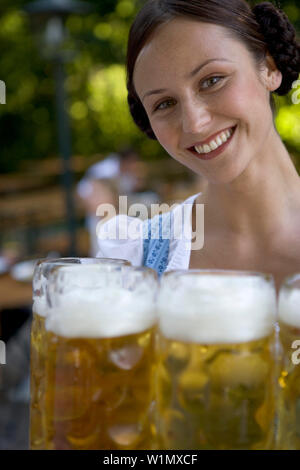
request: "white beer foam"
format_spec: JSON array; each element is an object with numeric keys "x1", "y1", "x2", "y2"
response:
[
  {"x1": 32, "y1": 263, "x2": 124, "y2": 317},
  {"x1": 32, "y1": 273, "x2": 48, "y2": 317},
  {"x1": 278, "y1": 285, "x2": 300, "y2": 328},
  {"x1": 158, "y1": 274, "x2": 276, "y2": 344},
  {"x1": 32, "y1": 297, "x2": 47, "y2": 317},
  {"x1": 45, "y1": 265, "x2": 157, "y2": 338}
]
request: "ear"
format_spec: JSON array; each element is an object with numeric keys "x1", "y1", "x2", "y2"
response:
[{"x1": 261, "y1": 53, "x2": 282, "y2": 92}]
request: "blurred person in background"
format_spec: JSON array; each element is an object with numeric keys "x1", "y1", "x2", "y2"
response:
[{"x1": 77, "y1": 148, "x2": 159, "y2": 256}]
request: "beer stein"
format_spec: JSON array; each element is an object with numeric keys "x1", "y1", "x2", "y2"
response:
[
  {"x1": 43, "y1": 263, "x2": 157, "y2": 450},
  {"x1": 30, "y1": 257, "x2": 130, "y2": 450},
  {"x1": 277, "y1": 274, "x2": 300, "y2": 449},
  {"x1": 156, "y1": 269, "x2": 277, "y2": 450}
]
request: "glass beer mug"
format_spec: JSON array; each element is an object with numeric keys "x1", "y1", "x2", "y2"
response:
[
  {"x1": 30, "y1": 257, "x2": 130, "y2": 450},
  {"x1": 156, "y1": 270, "x2": 277, "y2": 450},
  {"x1": 277, "y1": 274, "x2": 300, "y2": 449},
  {"x1": 43, "y1": 263, "x2": 158, "y2": 450}
]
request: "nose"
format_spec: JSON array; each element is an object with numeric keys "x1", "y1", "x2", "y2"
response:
[{"x1": 181, "y1": 99, "x2": 212, "y2": 134}]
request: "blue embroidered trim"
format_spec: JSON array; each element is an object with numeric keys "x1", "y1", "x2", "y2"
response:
[{"x1": 142, "y1": 213, "x2": 171, "y2": 277}]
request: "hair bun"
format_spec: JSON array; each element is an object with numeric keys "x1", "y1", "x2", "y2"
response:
[{"x1": 253, "y1": 1, "x2": 300, "y2": 95}]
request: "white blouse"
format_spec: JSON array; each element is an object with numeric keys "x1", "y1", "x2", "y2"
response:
[{"x1": 96, "y1": 193, "x2": 200, "y2": 271}]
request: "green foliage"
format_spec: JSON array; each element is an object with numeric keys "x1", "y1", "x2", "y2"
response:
[
  {"x1": 71, "y1": 64, "x2": 141, "y2": 154},
  {"x1": 0, "y1": 0, "x2": 299, "y2": 173},
  {"x1": 276, "y1": 97, "x2": 300, "y2": 147},
  {"x1": 0, "y1": 0, "x2": 157, "y2": 173}
]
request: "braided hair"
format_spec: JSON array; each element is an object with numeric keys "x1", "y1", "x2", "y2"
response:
[
  {"x1": 126, "y1": 0, "x2": 300, "y2": 140},
  {"x1": 253, "y1": 2, "x2": 300, "y2": 96}
]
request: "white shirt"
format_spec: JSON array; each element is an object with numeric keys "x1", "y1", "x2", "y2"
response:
[
  {"x1": 77, "y1": 154, "x2": 120, "y2": 199},
  {"x1": 97, "y1": 193, "x2": 201, "y2": 271}
]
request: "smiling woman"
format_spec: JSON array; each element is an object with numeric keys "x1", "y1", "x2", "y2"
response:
[{"x1": 97, "y1": 0, "x2": 300, "y2": 291}]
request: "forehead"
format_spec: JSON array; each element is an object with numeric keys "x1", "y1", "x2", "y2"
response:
[{"x1": 133, "y1": 18, "x2": 247, "y2": 94}]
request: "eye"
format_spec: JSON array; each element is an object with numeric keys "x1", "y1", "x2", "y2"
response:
[
  {"x1": 201, "y1": 76, "x2": 225, "y2": 90},
  {"x1": 154, "y1": 98, "x2": 176, "y2": 112}
]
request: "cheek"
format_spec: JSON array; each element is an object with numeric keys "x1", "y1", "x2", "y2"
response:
[
  {"x1": 150, "y1": 120, "x2": 177, "y2": 152},
  {"x1": 219, "y1": 80, "x2": 250, "y2": 118},
  {"x1": 151, "y1": 120, "x2": 189, "y2": 166},
  {"x1": 220, "y1": 73, "x2": 267, "y2": 122}
]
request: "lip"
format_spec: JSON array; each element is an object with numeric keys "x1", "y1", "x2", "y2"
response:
[
  {"x1": 189, "y1": 126, "x2": 235, "y2": 148},
  {"x1": 188, "y1": 125, "x2": 237, "y2": 161}
]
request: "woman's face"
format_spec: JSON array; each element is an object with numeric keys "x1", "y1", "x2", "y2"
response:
[{"x1": 133, "y1": 18, "x2": 281, "y2": 184}]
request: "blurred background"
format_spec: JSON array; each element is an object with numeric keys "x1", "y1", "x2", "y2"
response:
[{"x1": 0, "y1": 0, "x2": 299, "y2": 449}]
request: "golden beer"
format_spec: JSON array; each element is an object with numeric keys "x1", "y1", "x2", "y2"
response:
[
  {"x1": 30, "y1": 311, "x2": 47, "y2": 449},
  {"x1": 30, "y1": 258, "x2": 131, "y2": 450},
  {"x1": 277, "y1": 275, "x2": 300, "y2": 449},
  {"x1": 45, "y1": 329, "x2": 155, "y2": 450},
  {"x1": 30, "y1": 257, "x2": 56, "y2": 450},
  {"x1": 44, "y1": 265, "x2": 157, "y2": 450},
  {"x1": 156, "y1": 270, "x2": 277, "y2": 450}
]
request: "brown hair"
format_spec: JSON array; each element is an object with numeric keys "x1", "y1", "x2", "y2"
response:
[{"x1": 126, "y1": 0, "x2": 300, "y2": 140}]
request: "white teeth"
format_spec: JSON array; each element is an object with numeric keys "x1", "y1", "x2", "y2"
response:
[
  {"x1": 194, "y1": 127, "x2": 234, "y2": 155},
  {"x1": 209, "y1": 141, "x2": 218, "y2": 150},
  {"x1": 220, "y1": 132, "x2": 227, "y2": 143}
]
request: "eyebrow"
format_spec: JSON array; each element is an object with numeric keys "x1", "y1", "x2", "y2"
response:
[{"x1": 141, "y1": 58, "x2": 233, "y2": 102}]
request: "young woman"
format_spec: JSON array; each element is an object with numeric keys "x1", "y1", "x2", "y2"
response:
[{"x1": 97, "y1": 0, "x2": 300, "y2": 290}]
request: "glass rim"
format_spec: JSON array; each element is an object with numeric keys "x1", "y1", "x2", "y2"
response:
[
  {"x1": 33, "y1": 258, "x2": 132, "y2": 289},
  {"x1": 163, "y1": 268, "x2": 274, "y2": 282},
  {"x1": 35, "y1": 257, "x2": 131, "y2": 266},
  {"x1": 46, "y1": 263, "x2": 158, "y2": 281}
]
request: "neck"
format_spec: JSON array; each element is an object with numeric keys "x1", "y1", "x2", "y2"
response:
[{"x1": 202, "y1": 131, "x2": 300, "y2": 241}]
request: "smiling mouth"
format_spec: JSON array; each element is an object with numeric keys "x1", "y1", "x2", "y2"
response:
[{"x1": 188, "y1": 125, "x2": 237, "y2": 160}]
